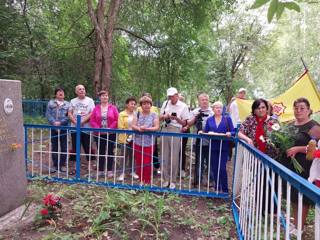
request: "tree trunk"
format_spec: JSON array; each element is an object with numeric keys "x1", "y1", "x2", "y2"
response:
[{"x1": 87, "y1": 0, "x2": 122, "y2": 94}]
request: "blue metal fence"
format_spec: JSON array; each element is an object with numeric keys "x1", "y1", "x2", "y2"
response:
[
  {"x1": 24, "y1": 115, "x2": 236, "y2": 198},
  {"x1": 22, "y1": 100, "x2": 48, "y2": 117},
  {"x1": 232, "y1": 140, "x2": 320, "y2": 240}
]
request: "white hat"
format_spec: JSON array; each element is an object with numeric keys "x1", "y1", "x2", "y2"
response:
[
  {"x1": 238, "y1": 88, "x2": 246, "y2": 93},
  {"x1": 167, "y1": 87, "x2": 178, "y2": 96}
]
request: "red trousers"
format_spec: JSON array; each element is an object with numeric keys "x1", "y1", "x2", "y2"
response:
[{"x1": 134, "y1": 144, "x2": 153, "y2": 184}]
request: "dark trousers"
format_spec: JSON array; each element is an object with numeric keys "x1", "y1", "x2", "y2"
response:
[
  {"x1": 51, "y1": 129, "x2": 67, "y2": 167},
  {"x1": 71, "y1": 131, "x2": 91, "y2": 161},
  {"x1": 194, "y1": 142, "x2": 210, "y2": 185},
  {"x1": 179, "y1": 137, "x2": 188, "y2": 171},
  {"x1": 94, "y1": 134, "x2": 116, "y2": 171},
  {"x1": 210, "y1": 150, "x2": 228, "y2": 193}
]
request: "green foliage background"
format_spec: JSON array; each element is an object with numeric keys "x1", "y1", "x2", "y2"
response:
[{"x1": 1, "y1": 0, "x2": 319, "y2": 109}]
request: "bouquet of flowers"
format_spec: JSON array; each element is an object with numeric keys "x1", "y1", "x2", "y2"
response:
[
  {"x1": 38, "y1": 193, "x2": 62, "y2": 222},
  {"x1": 264, "y1": 122, "x2": 304, "y2": 173}
]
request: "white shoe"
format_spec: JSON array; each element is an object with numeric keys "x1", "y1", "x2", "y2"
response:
[
  {"x1": 107, "y1": 171, "x2": 114, "y2": 178},
  {"x1": 131, "y1": 172, "x2": 139, "y2": 179},
  {"x1": 117, "y1": 173, "x2": 125, "y2": 181},
  {"x1": 169, "y1": 183, "x2": 176, "y2": 189},
  {"x1": 180, "y1": 170, "x2": 186, "y2": 178},
  {"x1": 162, "y1": 181, "x2": 169, "y2": 188}
]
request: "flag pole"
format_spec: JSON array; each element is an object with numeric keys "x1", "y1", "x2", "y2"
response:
[{"x1": 300, "y1": 57, "x2": 308, "y2": 72}]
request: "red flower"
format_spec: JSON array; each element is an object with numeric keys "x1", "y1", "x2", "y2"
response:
[
  {"x1": 314, "y1": 150, "x2": 320, "y2": 158},
  {"x1": 43, "y1": 194, "x2": 60, "y2": 206},
  {"x1": 40, "y1": 208, "x2": 49, "y2": 216}
]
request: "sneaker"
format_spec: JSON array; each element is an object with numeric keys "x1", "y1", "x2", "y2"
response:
[
  {"x1": 60, "y1": 166, "x2": 67, "y2": 172},
  {"x1": 180, "y1": 170, "x2": 186, "y2": 178},
  {"x1": 107, "y1": 171, "x2": 114, "y2": 178},
  {"x1": 50, "y1": 166, "x2": 57, "y2": 173},
  {"x1": 117, "y1": 173, "x2": 125, "y2": 181},
  {"x1": 169, "y1": 183, "x2": 176, "y2": 189},
  {"x1": 131, "y1": 172, "x2": 139, "y2": 179},
  {"x1": 163, "y1": 181, "x2": 169, "y2": 188}
]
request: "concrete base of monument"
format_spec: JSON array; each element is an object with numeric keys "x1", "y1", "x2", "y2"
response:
[{"x1": 0, "y1": 204, "x2": 37, "y2": 232}]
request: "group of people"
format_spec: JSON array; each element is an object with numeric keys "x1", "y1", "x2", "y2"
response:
[
  {"x1": 46, "y1": 84, "x2": 238, "y2": 191},
  {"x1": 46, "y1": 84, "x2": 319, "y2": 234},
  {"x1": 234, "y1": 96, "x2": 320, "y2": 235}
]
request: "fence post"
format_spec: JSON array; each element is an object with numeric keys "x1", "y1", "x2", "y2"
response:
[
  {"x1": 232, "y1": 123, "x2": 241, "y2": 200},
  {"x1": 24, "y1": 126, "x2": 28, "y2": 172},
  {"x1": 76, "y1": 115, "x2": 81, "y2": 179}
]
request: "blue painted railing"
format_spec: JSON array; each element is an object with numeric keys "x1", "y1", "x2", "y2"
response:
[
  {"x1": 24, "y1": 115, "x2": 236, "y2": 198},
  {"x1": 232, "y1": 140, "x2": 320, "y2": 239}
]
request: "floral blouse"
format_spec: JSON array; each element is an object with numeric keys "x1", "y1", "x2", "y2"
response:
[{"x1": 239, "y1": 115, "x2": 279, "y2": 159}]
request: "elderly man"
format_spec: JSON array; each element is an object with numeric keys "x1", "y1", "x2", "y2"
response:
[
  {"x1": 188, "y1": 93, "x2": 213, "y2": 186},
  {"x1": 229, "y1": 88, "x2": 247, "y2": 128},
  {"x1": 68, "y1": 84, "x2": 95, "y2": 161},
  {"x1": 160, "y1": 87, "x2": 189, "y2": 189}
]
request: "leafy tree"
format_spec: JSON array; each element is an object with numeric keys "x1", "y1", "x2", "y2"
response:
[{"x1": 251, "y1": 0, "x2": 301, "y2": 22}]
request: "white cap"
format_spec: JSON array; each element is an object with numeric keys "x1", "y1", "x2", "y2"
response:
[
  {"x1": 167, "y1": 87, "x2": 178, "y2": 96},
  {"x1": 238, "y1": 88, "x2": 246, "y2": 93}
]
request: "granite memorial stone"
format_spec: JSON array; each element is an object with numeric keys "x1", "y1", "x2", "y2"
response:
[{"x1": 0, "y1": 80, "x2": 27, "y2": 216}]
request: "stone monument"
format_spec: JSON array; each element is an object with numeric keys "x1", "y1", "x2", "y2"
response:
[{"x1": 0, "y1": 80, "x2": 27, "y2": 216}]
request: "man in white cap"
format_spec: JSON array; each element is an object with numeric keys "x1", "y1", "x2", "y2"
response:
[
  {"x1": 160, "y1": 87, "x2": 189, "y2": 189},
  {"x1": 229, "y1": 88, "x2": 246, "y2": 128}
]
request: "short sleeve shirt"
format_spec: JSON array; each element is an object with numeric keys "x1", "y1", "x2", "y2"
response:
[
  {"x1": 70, "y1": 96, "x2": 95, "y2": 127},
  {"x1": 160, "y1": 100, "x2": 189, "y2": 129}
]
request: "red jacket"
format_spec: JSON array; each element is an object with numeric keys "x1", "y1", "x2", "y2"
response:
[{"x1": 90, "y1": 104, "x2": 119, "y2": 130}]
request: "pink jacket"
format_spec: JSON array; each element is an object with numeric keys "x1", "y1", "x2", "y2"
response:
[{"x1": 90, "y1": 104, "x2": 119, "y2": 130}]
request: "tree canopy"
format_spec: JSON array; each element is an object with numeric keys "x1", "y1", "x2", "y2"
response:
[{"x1": 1, "y1": 0, "x2": 319, "y2": 106}]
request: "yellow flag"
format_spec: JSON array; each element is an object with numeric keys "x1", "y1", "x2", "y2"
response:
[{"x1": 236, "y1": 71, "x2": 320, "y2": 122}]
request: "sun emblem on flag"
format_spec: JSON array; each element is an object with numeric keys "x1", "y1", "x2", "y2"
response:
[{"x1": 272, "y1": 102, "x2": 286, "y2": 116}]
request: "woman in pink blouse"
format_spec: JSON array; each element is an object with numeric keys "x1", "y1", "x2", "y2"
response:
[{"x1": 90, "y1": 90, "x2": 119, "y2": 177}]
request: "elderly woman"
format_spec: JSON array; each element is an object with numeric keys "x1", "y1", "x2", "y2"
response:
[
  {"x1": 284, "y1": 97, "x2": 319, "y2": 234},
  {"x1": 117, "y1": 97, "x2": 139, "y2": 181},
  {"x1": 132, "y1": 96, "x2": 159, "y2": 185},
  {"x1": 46, "y1": 87, "x2": 70, "y2": 173},
  {"x1": 203, "y1": 101, "x2": 234, "y2": 193},
  {"x1": 90, "y1": 90, "x2": 119, "y2": 177}
]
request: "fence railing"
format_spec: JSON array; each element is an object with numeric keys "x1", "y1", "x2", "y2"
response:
[
  {"x1": 24, "y1": 116, "x2": 236, "y2": 198},
  {"x1": 232, "y1": 140, "x2": 320, "y2": 240},
  {"x1": 22, "y1": 100, "x2": 48, "y2": 117}
]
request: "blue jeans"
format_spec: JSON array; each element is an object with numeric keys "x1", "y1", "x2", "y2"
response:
[{"x1": 51, "y1": 129, "x2": 67, "y2": 168}]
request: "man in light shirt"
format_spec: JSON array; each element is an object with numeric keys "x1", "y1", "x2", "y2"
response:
[
  {"x1": 229, "y1": 88, "x2": 246, "y2": 128},
  {"x1": 188, "y1": 93, "x2": 213, "y2": 186},
  {"x1": 68, "y1": 84, "x2": 95, "y2": 161},
  {"x1": 160, "y1": 87, "x2": 189, "y2": 189}
]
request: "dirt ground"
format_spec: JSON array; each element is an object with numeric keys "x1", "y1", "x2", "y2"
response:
[{"x1": 0, "y1": 180, "x2": 237, "y2": 240}]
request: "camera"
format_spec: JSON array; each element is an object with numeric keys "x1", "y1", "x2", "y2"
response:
[
  {"x1": 165, "y1": 112, "x2": 176, "y2": 125},
  {"x1": 195, "y1": 110, "x2": 209, "y2": 131}
]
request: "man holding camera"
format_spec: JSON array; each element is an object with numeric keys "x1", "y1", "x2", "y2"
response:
[
  {"x1": 188, "y1": 93, "x2": 213, "y2": 187},
  {"x1": 160, "y1": 87, "x2": 189, "y2": 189}
]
